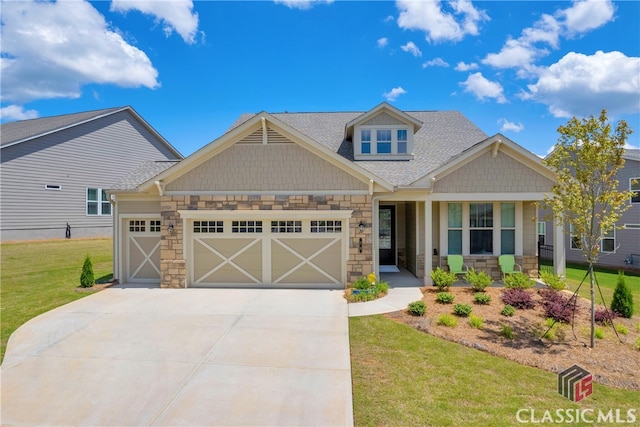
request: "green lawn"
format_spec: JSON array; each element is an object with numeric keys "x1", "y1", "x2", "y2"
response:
[
  {"x1": 0, "y1": 238, "x2": 113, "y2": 363},
  {"x1": 350, "y1": 315, "x2": 640, "y2": 427},
  {"x1": 564, "y1": 264, "x2": 640, "y2": 310}
]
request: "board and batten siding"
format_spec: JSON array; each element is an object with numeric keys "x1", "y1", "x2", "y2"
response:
[{"x1": 1, "y1": 111, "x2": 179, "y2": 241}]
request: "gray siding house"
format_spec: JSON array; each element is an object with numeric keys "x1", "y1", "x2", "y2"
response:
[
  {"x1": 540, "y1": 149, "x2": 640, "y2": 270},
  {"x1": 1, "y1": 107, "x2": 182, "y2": 242},
  {"x1": 109, "y1": 103, "x2": 564, "y2": 288}
]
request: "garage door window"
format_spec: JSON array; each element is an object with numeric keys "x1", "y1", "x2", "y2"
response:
[
  {"x1": 129, "y1": 220, "x2": 146, "y2": 232},
  {"x1": 232, "y1": 220, "x2": 263, "y2": 233},
  {"x1": 194, "y1": 221, "x2": 224, "y2": 233},
  {"x1": 311, "y1": 220, "x2": 342, "y2": 233},
  {"x1": 271, "y1": 220, "x2": 302, "y2": 233}
]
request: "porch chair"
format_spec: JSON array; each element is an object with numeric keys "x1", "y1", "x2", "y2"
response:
[
  {"x1": 498, "y1": 255, "x2": 522, "y2": 279},
  {"x1": 447, "y1": 255, "x2": 469, "y2": 280}
]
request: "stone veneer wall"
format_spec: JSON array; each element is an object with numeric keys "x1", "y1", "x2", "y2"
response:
[
  {"x1": 159, "y1": 194, "x2": 372, "y2": 288},
  {"x1": 435, "y1": 255, "x2": 539, "y2": 281}
]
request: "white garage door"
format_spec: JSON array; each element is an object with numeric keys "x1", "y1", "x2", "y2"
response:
[
  {"x1": 126, "y1": 219, "x2": 161, "y2": 283},
  {"x1": 188, "y1": 215, "x2": 349, "y2": 289}
]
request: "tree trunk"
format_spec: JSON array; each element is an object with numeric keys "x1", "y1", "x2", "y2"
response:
[{"x1": 589, "y1": 263, "x2": 595, "y2": 348}]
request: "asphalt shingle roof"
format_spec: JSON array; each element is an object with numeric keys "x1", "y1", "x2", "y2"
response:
[
  {"x1": 1, "y1": 107, "x2": 125, "y2": 147},
  {"x1": 110, "y1": 160, "x2": 180, "y2": 191}
]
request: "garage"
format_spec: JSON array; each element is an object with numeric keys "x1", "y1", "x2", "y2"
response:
[
  {"x1": 182, "y1": 211, "x2": 352, "y2": 289},
  {"x1": 125, "y1": 218, "x2": 161, "y2": 283}
]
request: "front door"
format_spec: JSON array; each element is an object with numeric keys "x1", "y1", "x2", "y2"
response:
[{"x1": 379, "y1": 206, "x2": 395, "y2": 265}]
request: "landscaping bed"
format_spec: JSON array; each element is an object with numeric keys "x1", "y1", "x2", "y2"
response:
[{"x1": 386, "y1": 286, "x2": 640, "y2": 391}]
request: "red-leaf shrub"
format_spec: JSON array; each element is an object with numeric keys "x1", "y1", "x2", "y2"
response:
[
  {"x1": 501, "y1": 289, "x2": 535, "y2": 309},
  {"x1": 595, "y1": 307, "x2": 616, "y2": 325},
  {"x1": 538, "y1": 289, "x2": 577, "y2": 323}
]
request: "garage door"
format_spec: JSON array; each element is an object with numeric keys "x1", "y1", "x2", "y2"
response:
[
  {"x1": 126, "y1": 219, "x2": 161, "y2": 283},
  {"x1": 189, "y1": 215, "x2": 349, "y2": 289}
]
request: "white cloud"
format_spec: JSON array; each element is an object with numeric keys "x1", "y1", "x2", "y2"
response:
[
  {"x1": 0, "y1": 0, "x2": 159, "y2": 103},
  {"x1": 377, "y1": 37, "x2": 389, "y2": 48},
  {"x1": 482, "y1": 38, "x2": 548, "y2": 71},
  {"x1": 560, "y1": 0, "x2": 615, "y2": 36},
  {"x1": 454, "y1": 61, "x2": 478, "y2": 71},
  {"x1": 396, "y1": 0, "x2": 489, "y2": 43},
  {"x1": 523, "y1": 51, "x2": 640, "y2": 118},
  {"x1": 0, "y1": 105, "x2": 39, "y2": 121},
  {"x1": 401, "y1": 41, "x2": 422, "y2": 57},
  {"x1": 274, "y1": 0, "x2": 334, "y2": 10},
  {"x1": 111, "y1": 0, "x2": 201, "y2": 44},
  {"x1": 498, "y1": 118, "x2": 524, "y2": 133},
  {"x1": 423, "y1": 58, "x2": 449, "y2": 68},
  {"x1": 460, "y1": 72, "x2": 507, "y2": 103},
  {"x1": 383, "y1": 87, "x2": 408, "y2": 102}
]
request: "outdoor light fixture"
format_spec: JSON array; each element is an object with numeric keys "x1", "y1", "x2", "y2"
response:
[
  {"x1": 168, "y1": 223, "x2": 174, "y2": 234},
  {"x1": 359, "y1": 221, "x2": 364, "y2": 233}
]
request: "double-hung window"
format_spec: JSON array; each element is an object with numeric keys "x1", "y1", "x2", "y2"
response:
[
  {"x1": 376, "y1": 130, "x2": 392, "y2": 154},
  {"x1": 601, "y1": 229, "x2": 615, "y2": 253},
  {"x1": 569, "y1": 224, "x2": 581, "y2": 250},
  {"x1": 356, "y1": 126, "x2": 412, "y2": 158},
  {"x1": 447, "y1": 203, "x2": 463, "y2": 254},
  {"x1": 470, "y1": 203, "x2": 493, "y2": 254},
  {"x1": 631, "y1": 178, "x2": 640, "y2": 203},
  {"x1": 361, "y1": 130, "x2": 371, "y2": 154},
  {"x1": 500, "y1": 203, "x2": 515, "y2": 254},
  {"x1": 87, "y1": 188, "x2": 111, "y2": 216}
]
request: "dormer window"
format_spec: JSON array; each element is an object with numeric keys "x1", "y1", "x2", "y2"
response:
[{"x1": 355, "y1": 125, "x2": 414, "y2": 160}]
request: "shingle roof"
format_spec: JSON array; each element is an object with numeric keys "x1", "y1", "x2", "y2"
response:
[
  {"x1": 624, "y1": 148, "x2": 640, "y2": 161},
  {"x1": 110, "y1": 160, "x2": 180, "y2": 191},
  {"x1": 1, "y1": 106, "x2": 125, "y2": 147}
]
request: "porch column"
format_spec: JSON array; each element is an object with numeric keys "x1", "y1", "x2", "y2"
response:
[
  {"x1": 372, "y1": 197, "x2": 379, "y2": 279},
  {"x1": 424, "y1": 199, "x2": 433, "y2": 285},
  {"x1": 553, "y1": 217, "x2": 566, "y2": 277}
]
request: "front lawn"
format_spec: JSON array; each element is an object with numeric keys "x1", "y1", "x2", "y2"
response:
[
  {"x1": 565, "y1": 263, "x2": 640, "y2": 310},
  {"x1": 0, "y1": 238, "x2": 113, "y2": 363}
]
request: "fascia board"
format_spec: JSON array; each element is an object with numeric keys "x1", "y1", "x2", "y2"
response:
[{"x1": 345, "y1": 102, "x2": 423, "y2": 130}]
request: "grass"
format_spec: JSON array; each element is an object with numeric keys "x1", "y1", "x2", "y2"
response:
[
  {"x1": 0, "y1": 238, "x2": 113, "y2": 363},
  {"x1": 350, "y1": 315, "x2": 640, "y2": 427},
  {"x1": 564, "y1": 263, "x2": 640, "y2": 311}
]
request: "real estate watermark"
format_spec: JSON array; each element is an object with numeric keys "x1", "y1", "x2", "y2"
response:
[{"x1": 558, "y1": 364, "x2": 593, "y2": 402}]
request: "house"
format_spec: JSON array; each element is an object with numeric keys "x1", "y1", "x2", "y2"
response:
[
  {"x1": 109, "y1": 103, "x2": 563, "y2": 288},
  {"x1": 539, "y1": 149, "x2": 640, "y2": 271},
  {"x1": 0, "y1": 107, "x2": 182, "y2": 242}
]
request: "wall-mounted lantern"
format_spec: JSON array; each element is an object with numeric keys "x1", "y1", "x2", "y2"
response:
[
  {"x1": 168, "y1": 223, "x2": 174, "y2": 234},
  {"x1": 359, "y1": 221, "x2": 364, "y2": 233}
]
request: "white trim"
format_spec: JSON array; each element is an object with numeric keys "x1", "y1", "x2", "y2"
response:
[
  {"x1": 630, "y1": 177, "x2": 640, "y2": 203},
  {"x1": 166, "y1": 190, "x2": 370, "y2": 196},
  {"x1": 429, "y1": 192, "x2": 549, "y2": 201},
  {"x1": 623, "y1": 224, "x2": 640, "y2": 229},
  {"x1": 178, "y1": 209, "x2": 353, "y2": 220},
  {"x1": 44, "y1": 184, "x2": 62, "y2": 190}
]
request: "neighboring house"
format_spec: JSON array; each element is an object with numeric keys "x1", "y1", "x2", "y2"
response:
[
  {"x1": 0, "y1": 107, "x2": 182, "y2": 242},
  {"x1": 539, "y1": 149, "x2": 640, "y2": 271},
  {"x1": 109, "y1": 103, "x2": 563, "y2": 288}
]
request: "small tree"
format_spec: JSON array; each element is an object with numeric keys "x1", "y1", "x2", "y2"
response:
[
  {"x1": 80, "y1": 254, "x2": 95, "y2": 288},
  {"x1": 540, "y1": 110, "x2": 634, "y2": 348},
  {"x1": 611, "y1": 271, "x2": 634, "y2": 318}
]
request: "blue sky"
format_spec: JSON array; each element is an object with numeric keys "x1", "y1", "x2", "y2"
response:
[{"x1": 1, "y1": 0, "x2": 639, "y2": 157}]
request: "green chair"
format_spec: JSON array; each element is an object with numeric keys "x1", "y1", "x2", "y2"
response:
[
  {"x1": 498, "y1": 255, "x2": 522, "y2": 279},
  {"x1": 447, "y1": 255, "x2": 468, "y2": 280}
]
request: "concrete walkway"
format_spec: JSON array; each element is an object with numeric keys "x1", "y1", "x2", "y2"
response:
[
  {"x1": 1, "y1": 287, "x2": 353, "y2": 427},
  {"x1": 348, "y1": 287, "x2": 424, "y2": 317}
]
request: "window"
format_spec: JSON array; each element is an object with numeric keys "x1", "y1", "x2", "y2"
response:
[
  {"x1": 232, "y1": 220, "x2": 262, "y2": 233},
  {"x1": 631, "y1": 178, "x2": 640, "y2": 203},
  {"x1": 150, "y1": 220, "x2": 161, "y2": 232},
  {"x1": 361, "y1": 130, "x2": 371, "y2": 154},
  {"x1": 87, "y1": 188, "x2": 111, "y2": 216},
  {"x1": 500, "y1": 203, "x2": 515, "y2": 254},
  {"x1": 271, "y1": 220, "x2": 302, "y2": 233},
  {"x1": 570, "y1": 224, "x2": 581, "y2": 249},
  {"x1": 537, "y1": 222, "x2": 546, "y2": 245},
  {"x1": 311, "y1": 220, "x2": 342, "y2": 233},
  {"x1": 129, "y1": 220, "x2": 146, "y2": 232},
  {"x1": 356, "y1": 126, "x2": 412, "y2": 158},
  {"x1": 194, "y1": 221, "x2": 223, "y2": 233},
  {"x1": 397, "y1": 129, "x2": 407, "y2": 154},
  {"x1": 470, "y1": 203, "x2": 493, "y2": 254},
  {"x1": 601, "y1": 229, "x2": 615, "y2": 253},
  {"x1": 447, "y1": 203, "x2": 462, "y2": 254},
  {"x1": 376, "y1": 129, "x2": 392, "y2": 154}
]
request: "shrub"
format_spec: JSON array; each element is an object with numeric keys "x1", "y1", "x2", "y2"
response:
[
  {"x1": 595, "y1": 307, "x2": 616, "y2": 325},
  {"x1": 503, "y1": 272, "x2": 535, "y2": 289},
  {"x1": 611, "y1": 271, "x2": 634, "y2": 318},
  {"x1": 436, "y1": 292, "x2": 455, "y2": 304},
  {"x1": 352, "y1": 276, "x2": 372, "y2": 290},
  {"x1": 453, "y1": 303, "x2": 472, "y2": 317},
  {"x1": 469, "y1": 314, "x2": 484, "y2": 329},
  {"x1": 594, "y1": 327, "x2": 605, "y2": 340},
  {"x1": 437, "y1": 314, "x2": 458, "y2": 327},
  {"x1": 431, "y1": 267, "x2": 457, "y2": 291},
  {"x1": 408, "y1": 300, "x2": 427, "y2": 316},
  {"x1": 473, "y1": 292, "x2": 491, "y2": 305},
  {"x1": 538, "y1": 289, "x2": 577, "y2": 323},
  {"x1": 500, "y1": 324, "x2": 515, "y2": 339},
  {"x1": 540, "y1": 271, "x2": 567, "y2": 291},
  {"x1": 375, "y1": 281, "x2": 390, "y2": 295},
  {"x1": 635, "y1": 337, "x2": 640, "y2": 351},
  {"x1": 502, "y1": 289, "x2": 535, "y2": 309},
  {"x1": 465, "y1": 268, "x2": 493, "y2": 292},
  {"x1": 501, "y1": 305, "x2": 515, "y2": 316},
  {"x1": 80, "y1": 254, "x2": 95, "y2": 288},
  {"x1": 615, "y1": 324, "x2": 629, "y2": 335}
]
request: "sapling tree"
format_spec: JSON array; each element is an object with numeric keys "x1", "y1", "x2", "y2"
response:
[{"x1": 540, "y1": 110, "x2": 635, "y2": 348}]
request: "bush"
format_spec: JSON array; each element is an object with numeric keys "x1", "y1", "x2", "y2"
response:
[
  {"x1": 615, "y1": 324, "x2": 628, "y2": 335},
  {"x1": 80, "y1": 254, "x2": 95, "y2": 288},
  {"x1": 611, "y1": 271, "x2": 634, "y2": 318},
  {"x1": 594, "y1": 327, "x2": 605, "y2": 339},
  {"x1": 465, "y1": 268, "x2": 493, "y2": 292},
  {"x1": 502, "y1": 288, "x2": 535, "y2": 309},
  {"x1": 453, "y1": 303, "x2": 472, "y2": 317},
  {"x1": 540, "y1": 271, "x2": 567, "y2": 291},
  {"x1": 436, "y1": 292, "x2": 455, "y2": 304},
  {"x1": 595, "y1": 307, "x2": 616, "y2": 325},
  {"x1": 501, "y1": 305, "x2": 515, "y2": 316},
  {"x1": 473, "y1": 292, "x2": 491, "y2": 305},
  {"x1": 352, "y1": 276, "x2": 372, "y2": 290},
  {"x1": 635, "y1": 337, "x2": 640, "y2": 351},
  {"x1": 408, "y1": 300, "x2": 427, "y2": 316},
  {"x1": 437, "y1": 314, "x2": 458, "y2": 327},
  {"x1": 469, "y1": 314, "x2": 484, "y2": 329},
  {"x1": 431, "y1": 267, "x2": 457, "y2": 291},
  {"x1": 501, "y1": 324, "x2": 515, "y2": 339},
  {"x1": 503, "y1": 272, "x2": 535, "y2": 289},
  {"x1": 538, "y1": 289, "x2": 577, "y2": 323},
  {"x1": 375, "y1": 281, "x2": 390, "y2": 295}
]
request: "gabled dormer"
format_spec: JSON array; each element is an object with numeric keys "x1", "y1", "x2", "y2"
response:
[{"x1": 345, "y1": 102, "x2": 423, "y2": 161}]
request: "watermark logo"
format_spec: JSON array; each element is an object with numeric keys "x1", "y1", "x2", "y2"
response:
[{"x1": 558, "y1": 364, "x2": 593, "y2": 402}]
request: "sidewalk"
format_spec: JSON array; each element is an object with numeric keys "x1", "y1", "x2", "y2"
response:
[{"x1": 348, "y1": 287, "x2": 423, "y2": 317}]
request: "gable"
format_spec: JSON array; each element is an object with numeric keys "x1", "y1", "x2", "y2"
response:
[
  {"x1": 434, "y1": 150, "x2": 554, "y2": 194},
  {"x1": 361, "y1": 112, "x2": 406, "y2": 126}
]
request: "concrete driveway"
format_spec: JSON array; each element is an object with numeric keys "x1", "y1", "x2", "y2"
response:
[{"x1": 1, "y1": 287, "x2": 353, "y2": 426}]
